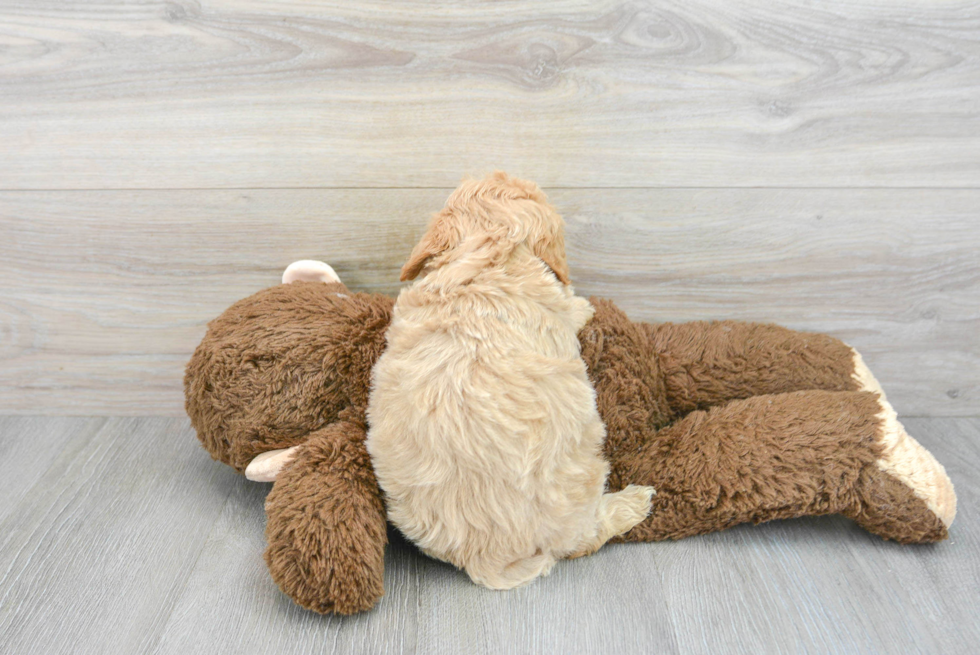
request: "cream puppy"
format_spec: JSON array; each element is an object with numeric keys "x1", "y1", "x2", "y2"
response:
[{"x1": 366, "y1": 172, "x2": 655, "y2": 589}]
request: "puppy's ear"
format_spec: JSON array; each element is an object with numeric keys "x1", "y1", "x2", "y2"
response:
[
  {"x1": 533, "y1": 230, "x2": 571, "y2": 285},
  {"x1": 400, "y1": 212, "x2": 456, "y2": 281}
]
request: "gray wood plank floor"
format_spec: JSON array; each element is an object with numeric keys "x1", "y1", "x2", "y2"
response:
[{"x1": 0, "y1": 416, "x2": 976, "y2": 654}]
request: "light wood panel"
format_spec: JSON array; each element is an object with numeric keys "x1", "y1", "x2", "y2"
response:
[
  {"x1": 0, "y1": 417, "x2": 976, "y2": 653},
  {"x1": 1, "y1": 188, "x2": 976, "y2": 416},
  {"x1": 1, "y1": 1, "x2": 978, "y2": 188}
]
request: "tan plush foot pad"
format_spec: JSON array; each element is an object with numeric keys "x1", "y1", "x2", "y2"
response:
[
  {"x1": 851, "y1": 348, "x2": 957, "y2": 528},
  {"x1": 244, "y1": 447, "x2": 300, "y2": 482}
]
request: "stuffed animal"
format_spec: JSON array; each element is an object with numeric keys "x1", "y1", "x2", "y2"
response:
[{"x1": 185, "y1": 259, "x2": 956, "y2": 615}]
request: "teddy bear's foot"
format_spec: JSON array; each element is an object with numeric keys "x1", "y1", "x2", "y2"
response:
[
  {"x1": 851, "y1": 349, "x2": 956, "y2": 530},
  {"x1": 846, "y1": 465, "x2": 950, "y2": 543},
  {"x1": 244, "y1": 446, "x2": 300, "y2": 482},
  {"x1": 282, "y1": 260, "x2": 341, "y2": 285}
]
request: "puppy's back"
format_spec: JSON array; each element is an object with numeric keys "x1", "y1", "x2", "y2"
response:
[{"x1": 367, "y1": 263, "x2": 606, "y2": 585}]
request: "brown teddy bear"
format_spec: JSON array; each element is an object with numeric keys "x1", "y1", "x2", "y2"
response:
[{"x1": 185, "y1": 261, "x2": 956, "y2": 615}]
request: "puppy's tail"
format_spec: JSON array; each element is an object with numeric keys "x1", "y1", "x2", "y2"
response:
[{"x1": 466, "y1": 551, "x2": 556, "y2": 590}]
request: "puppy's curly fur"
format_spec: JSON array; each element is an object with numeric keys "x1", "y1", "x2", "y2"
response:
[{"x1": 365, "y1": 173, "x2": 655, "y2": 589}]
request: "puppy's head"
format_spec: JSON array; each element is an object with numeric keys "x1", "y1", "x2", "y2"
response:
[{"x1": 400, "y1": 171, "x2": 570, "y2": 284}]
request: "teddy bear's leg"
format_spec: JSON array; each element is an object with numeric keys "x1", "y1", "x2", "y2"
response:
[
  {"x1": 640, "y1": 320, "x2": 957, "y2": 532},
  {"x1": 643, "y1": 321, "x2": 864, "y2": 417},
  {"x1": 615, "y1": 389, "x2": 954, "y2": 544},
  {"x1": 263, "y1": 420, "x2": 387, "y2": 615}
]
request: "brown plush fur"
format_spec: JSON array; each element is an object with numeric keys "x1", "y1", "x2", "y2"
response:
[
  {"x1": 646, "y1": 319, "x2": 859, "y2": 416},
  {"x1": 263, "y1": 415, "x2": 387, "y2": 614},
  {"x1": 617, "y1": 389, "x2": 939, "y2": 542},
  {"x1": 578, "y1": 299, "x2": 947, "y2": 544},
  {"x1": 186, "y1": 280, "x2": 953, "y2": 615},
  {"x1": 185, "y1": 281, "x2": 393, "y2": 473}
]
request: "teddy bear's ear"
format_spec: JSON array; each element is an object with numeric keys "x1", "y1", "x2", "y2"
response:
[
  {"x1": 282, "y1": 260, "x2": 341, "y2": 285},
  {"x1": 400, "y1": 211, "x2": 458, "y2": 281}
]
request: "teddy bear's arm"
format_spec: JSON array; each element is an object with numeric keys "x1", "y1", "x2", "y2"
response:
[
  {"x1": 614, "y1": 389, "x2": 954, "y2": 544},
  {"x1": 642, "y1": 320, "x2": 864, "y2": 417},
  {"x1": 264, "y1": 419, "x2": 387, "y2": 615}
]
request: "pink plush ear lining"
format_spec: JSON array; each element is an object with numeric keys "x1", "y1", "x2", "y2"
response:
[{"x1": 282, "y1": 260, "x2": 341, "y2": 285}]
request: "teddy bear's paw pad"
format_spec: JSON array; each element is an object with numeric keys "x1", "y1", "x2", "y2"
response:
[
  {"x1": 850, "y1": 347, "x2": 887, "y2": 398},
  {"x1": 282, "y1": 260, "x2": 341, "y2": 285},
  {"x1": 850, "y1": 347, "x2": 956, "y2": 529},
  {"x1": 245, "y1": 446, "x2": 300, "y2": 482},
  {"x1": 872, "y1": 397, "x2": 956, "y2": 528}
]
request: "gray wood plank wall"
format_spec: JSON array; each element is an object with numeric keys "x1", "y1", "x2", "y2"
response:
[
  {"x1": 2, "y1": 188, "x2": 976, "y2": 416},
  {"x1": 1, "y1": 1, "x2": 978, "y2": 417},
  {"x1": 2, "y1": 1, "x2": 979, "y2": 188}
]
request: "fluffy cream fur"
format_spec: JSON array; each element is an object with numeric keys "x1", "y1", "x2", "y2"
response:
[{"x1": 366, "y1": 173, "x2": 654, "y2": 590}]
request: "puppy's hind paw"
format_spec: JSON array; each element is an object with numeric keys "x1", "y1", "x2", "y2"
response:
[
  {"x1": 603, "y1": 484, "x2": 656, "y2": 535},
  {"x1": 622, "y1": 484, "x2": 657, "y2": 514}
]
